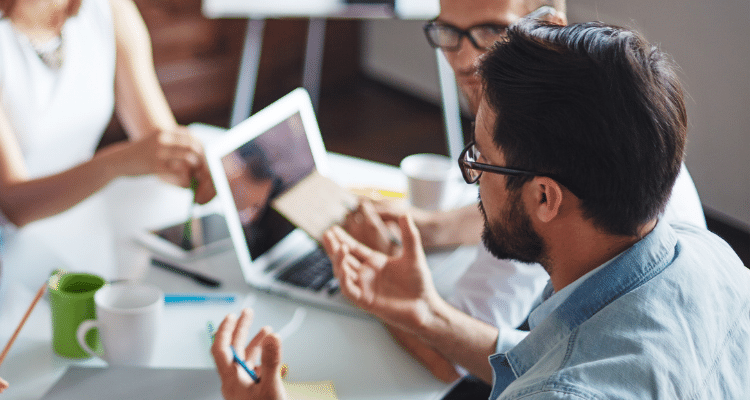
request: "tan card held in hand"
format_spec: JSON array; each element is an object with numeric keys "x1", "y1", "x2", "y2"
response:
[{"x1": 272, "y1": 170, "x2": 358, "y2": 241}]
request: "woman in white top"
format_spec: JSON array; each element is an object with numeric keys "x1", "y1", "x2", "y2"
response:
[{"x1": 0, "y1": 0, "x2": 214, "y2": 229}]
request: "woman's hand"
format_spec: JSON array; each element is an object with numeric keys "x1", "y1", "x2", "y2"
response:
[
  {"x1": 123, "y1": 126, "x2": 201, "y2": 183},
  {"x1": 116, "y1": 126, "x2": 216, "y2": 203}
]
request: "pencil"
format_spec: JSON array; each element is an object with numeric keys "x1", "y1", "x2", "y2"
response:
[
  {"x1": 230, "y1": 345, "x2": 259, "y2": 383},
  {"x1": 0, "y1": 282, "x2": 48, "y2": 367},
  {"x1": 181, "y1": 177, "x2": 199, "y2": 250}
]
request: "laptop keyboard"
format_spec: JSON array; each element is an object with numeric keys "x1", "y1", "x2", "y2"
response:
[{"x1": 276, "y1": 248, "x2": 335, "y2": 292}]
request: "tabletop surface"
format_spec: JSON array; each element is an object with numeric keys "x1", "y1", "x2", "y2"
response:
[{"x1": 0, "y1": 125, "x2": 478, "y2": 399}]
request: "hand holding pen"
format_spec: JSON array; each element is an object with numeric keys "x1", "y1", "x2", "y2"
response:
[
  {"x1": 210, "y1": 308, "x2": 287, "y2": 400},
  {"x1": 343, "y1": 199, "x2": 402, "y2": 256}
]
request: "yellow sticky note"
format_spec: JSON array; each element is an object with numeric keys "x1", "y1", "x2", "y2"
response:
[
  {"x1": 283, "y1": 380, "x2": 338, "y2": 400},
  {"x1": 348, "y1": 186, "x2": 406, "y2": 201}
]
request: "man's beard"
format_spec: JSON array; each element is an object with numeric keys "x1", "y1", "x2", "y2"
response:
[{"x1": 478, "y1": 190, "x2": 546, "y2": 266}]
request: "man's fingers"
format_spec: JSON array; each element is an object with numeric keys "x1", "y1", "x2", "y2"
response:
[
  {"x1": 371, "y1": 199, "x2": 406, "y2": 220},
  {"x1": 326, "y1": 231, "x2": 367, "y2": 304},
  {"x1": 377, "y1": 209, "x2": 404, "y2": 223},
  {"x1": 329, "y1": 225, "x2": 358, "y2": 247},
  {"x1": 336, "y1": 245, "x2": 364, "y2": 301},
  {"x1": 322, "y1": 229, "x2": 340, "y2": 259},
  {"x1": 398, "y1": 214, "x2": 424, "y2": 259},
  {"x1": 260, "y1": 334, "x2": 283, "y2": 378},
  {"x1": 231, "y1": 308, "x2": 254, "y2": 351},
  {"x1": 211, "y1": 313, "x2": 238, "y2": 372},
  {"x1": 245, "y1": 326, "x2": 271, "y2": 364},
  {"x1": 330, "y1": 226, "x2": 380, "y2": 261},
  {"x1": 360, "y1": 201, "x2": 386, "y2": 227}
]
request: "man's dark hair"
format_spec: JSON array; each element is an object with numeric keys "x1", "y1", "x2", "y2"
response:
[
  {"x1": 478, "y1": 20, "x2": 687, "y2": 236},
  {"x1": 237, "y1": 142, "x2": 276, "y2": 182}
]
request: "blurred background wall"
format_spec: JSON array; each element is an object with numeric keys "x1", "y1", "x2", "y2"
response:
[{"x1": 361, "y1": 0, "x2": 750, "y2": 231}]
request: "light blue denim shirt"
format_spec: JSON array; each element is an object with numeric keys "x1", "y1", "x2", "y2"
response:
[{"x1": 489, "y1": 221, "x2": 750, "y2": 399}]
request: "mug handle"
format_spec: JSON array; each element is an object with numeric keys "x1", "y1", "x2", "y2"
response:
[{"x1": 76, "y1": 319, "x2": 102, "y2": 359}]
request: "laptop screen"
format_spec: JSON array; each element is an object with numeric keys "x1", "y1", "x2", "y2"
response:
[{"x1": 220, "y1": 112, "x2": 315, "y2": 259}]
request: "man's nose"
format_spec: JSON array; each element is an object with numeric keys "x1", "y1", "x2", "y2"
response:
[{"x1": 449, "y1": 37, "x2": 485, "y2": 73}]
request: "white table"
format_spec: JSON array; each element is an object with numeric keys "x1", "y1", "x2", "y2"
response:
[{"x1": 0, "y1": 147, "x2": 476, "y2": 399}]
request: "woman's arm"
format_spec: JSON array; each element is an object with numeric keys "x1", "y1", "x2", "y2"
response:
[
  {"x1": 0, "y1": 106, "x2": 114, "y2": 226},
  {"x1": 108, "y1": 0, "x2": 214, "y2": 203},
  {"x1": 0, "y1": 0, "x2": 207, "y2": 226},
  {"x1": 0, "y1": 105, "x2": 201, "y2": 226},
  {"x1": 109, "y1": 0, "x2": 177, "y2": 139}
]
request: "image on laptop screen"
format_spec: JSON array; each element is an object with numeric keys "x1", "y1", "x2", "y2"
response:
[{"x1": 220, "y1": 112, "x2": 315, "y2": 260}]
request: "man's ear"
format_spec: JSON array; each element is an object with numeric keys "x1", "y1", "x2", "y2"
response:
[{"x1": 529, "y1": 177, "x2": 564, "y2": 223}]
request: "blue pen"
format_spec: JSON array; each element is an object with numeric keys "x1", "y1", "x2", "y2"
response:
[
  {"x1": 164, "y1": 294, "x2": 236, "y2": 304},
  {"x1": 230, "y1": 345, "x2": 259, "y2": 383}
]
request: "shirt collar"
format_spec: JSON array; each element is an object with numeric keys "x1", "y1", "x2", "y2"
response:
[
  {"x1": 496, "y1": 220, "x2": 677, "y2": 381},
  {"x1": 528, "y1": 254, "x2": 620, "y2": 331}
]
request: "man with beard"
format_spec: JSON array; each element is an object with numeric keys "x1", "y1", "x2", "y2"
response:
[
  {"x1": 340, "y1": 0, "x2": 706, "y2": 385},
  {"x1": 210, "y1": 21, "x2": 749, "y2": 399}
]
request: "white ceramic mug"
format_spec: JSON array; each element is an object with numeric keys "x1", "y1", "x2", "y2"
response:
[
  {"x1": 76, "y1": 282, "x2": 163, "y2": 366},
  {"x1": 400, "y1": 153, "x2": 455, "y2": 210}
]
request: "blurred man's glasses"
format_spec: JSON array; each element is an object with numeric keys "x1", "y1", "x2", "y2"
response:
[
  {"x1": 423, "y1": 22, "x2": 507, "y2": 51},
  {"x1": 424, "y1": 6, "x2": 556, "y2": 51}
]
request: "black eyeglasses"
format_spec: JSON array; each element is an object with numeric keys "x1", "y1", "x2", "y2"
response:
[
  {"x1": 424, "y1": 6, "x2": 557, "y2": 52},
  {"x1": 458, "y1": 140, "x2": 583, "y2": 198},
  {"x1": 423, "y1": 21, "x2": 508, "y2": 51}
]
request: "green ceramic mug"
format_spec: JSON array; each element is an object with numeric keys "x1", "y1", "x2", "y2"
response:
[{"x1": 48, "y1": 272, "x2": 106, "y2": 358}]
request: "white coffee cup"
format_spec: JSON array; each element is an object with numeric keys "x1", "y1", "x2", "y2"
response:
[
  {"x1": 76, "y1": 282, "x2": 163, "y2": 366},
  {"x1": 400, "y1": 153, "x2": 455, "y2": 210}
]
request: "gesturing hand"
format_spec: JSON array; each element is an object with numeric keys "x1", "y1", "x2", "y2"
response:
[
  {"x1": 322, "y1": 214, "x2": 442, "y2": 334},
  {"x1": 342, "y1": 200, "x2": 402, "y2": 256},
  {"x1": 211, "y1": 308, "x2": 287, "y2": 400}
]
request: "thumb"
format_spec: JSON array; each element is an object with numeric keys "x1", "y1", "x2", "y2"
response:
[
  {"x1": 398, "y1": 214, "x2": 424, "y2": 258},
  {"x1": 260, "y1": 334, "x2": 283, "y2": 379}
]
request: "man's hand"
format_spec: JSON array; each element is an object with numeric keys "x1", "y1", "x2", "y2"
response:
[
  {"x1": 371, "y1": 202, "x2": 483, "y2": 249},
  {"x1": 324, "y1": 215, "x2": 500, "y2": 383},
  {"x1": 211, "y1": 308, "x2": 287, "y2": 400},
  {"x1": 322, "y1": 214, "x2": 442, "y2": 334},
  {"x1": 343, "y1": 200, "x2": 402, "y2": 256}
]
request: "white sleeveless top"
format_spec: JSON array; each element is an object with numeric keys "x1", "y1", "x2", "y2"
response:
[
  {"x1": 0, "y1": 0, "x2": 116, "y2": 178},
  {"x1": 0, "y1": 0, "x2": 119, "y2": 287}
]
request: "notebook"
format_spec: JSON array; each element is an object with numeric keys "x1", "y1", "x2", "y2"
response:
[
  {"x1": 205, "y1": 88, "x2": 360, "y2": 315},
  {"x1": 43, "y1": 366, "x2": 338, "y2": 400}
]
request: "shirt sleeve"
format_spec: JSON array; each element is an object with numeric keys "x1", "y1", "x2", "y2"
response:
[
  {"x1": 449, "y1": 245, "x2": 549, "y2": 330},
  {"x1": 498, "y1": 391, "x2": 593, "y2": 399}
]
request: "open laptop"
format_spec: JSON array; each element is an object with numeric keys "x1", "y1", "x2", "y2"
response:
[{"x1": 205, "y1": 88, "x2": 359, "y2": 315}]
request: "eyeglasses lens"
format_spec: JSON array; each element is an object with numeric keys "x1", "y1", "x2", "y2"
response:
[
  {"x1": 426, "y1": 24, "x2": 507, "y2": 51},
  {"x1": 460, "y1": 144, "x2": 481, "y2": 183},
  {"x1": 427, "y1": 25, "x2": 459, "y2": 49},
  {"x1": 470, "y1": 26, "x2": 507, "y2": 49}
]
